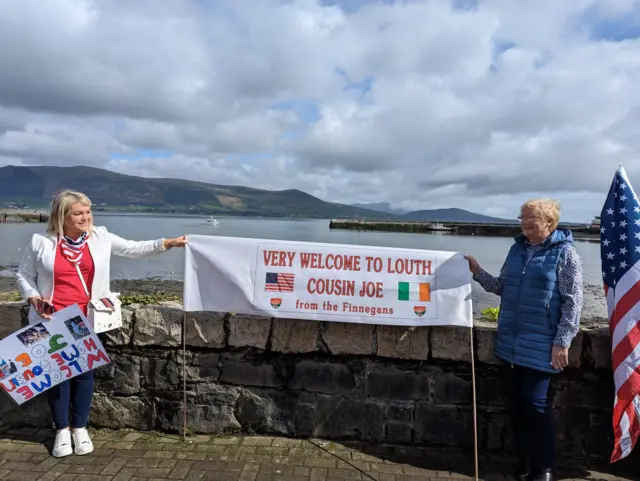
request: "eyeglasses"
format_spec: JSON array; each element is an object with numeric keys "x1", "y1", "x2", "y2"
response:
[{"x1": 517, "y1": 215, "x2": 546, "y2": 223}]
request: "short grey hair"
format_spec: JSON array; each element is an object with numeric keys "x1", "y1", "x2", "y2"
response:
[
  {"x1": 521, "y1": 198, "x2": 561, "y2": 230},
  {"x1": 47, "y1": 190, "x2": 93, "y2": 237}
]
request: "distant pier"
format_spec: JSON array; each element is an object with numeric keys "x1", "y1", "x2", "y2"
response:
[
  {"x1": 329, "y1": 219, "x2": 599, "y2": 240},
  {"x1": 0, "y1": 210, "x2": 48, "y2": 223}
]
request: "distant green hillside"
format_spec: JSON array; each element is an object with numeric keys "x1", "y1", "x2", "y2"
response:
[
  {"x1": 0, "y1": 165, "x2": 388, "y2": 219},
  {"x1": 401, "y1": 207, "x2": 516, "y2": 224},
  {"x1": 0, "y1": 165, "x2": 516, "y2": 222}
]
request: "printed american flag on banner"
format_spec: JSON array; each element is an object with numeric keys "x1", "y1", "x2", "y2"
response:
[
  {"x1": 265, "y1": 272, "x2": 295, "y2": 292},
  {"x1": 600, "y1": 163, "x2": 640, "y2": 462}
]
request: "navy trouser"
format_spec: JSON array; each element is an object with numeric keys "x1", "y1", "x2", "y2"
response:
[
  {"x1": 509, "y1": 365, "x2": 555, "y2": 469},
  {"x1": 47, "y1": 371, "x2": 94, "y2": 430}
]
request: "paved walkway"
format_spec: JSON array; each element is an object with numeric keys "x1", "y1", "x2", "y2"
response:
[{"x1": 0, "y1": 427, "x2": 635, "y2": 481}]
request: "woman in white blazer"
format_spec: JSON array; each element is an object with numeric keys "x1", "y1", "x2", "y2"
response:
[{"x1": 15, "y1": 189, "x2": 186, "y2": 458}]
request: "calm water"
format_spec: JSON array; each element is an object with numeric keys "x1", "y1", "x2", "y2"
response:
[{"x1": 0, "y1": 213, "x2": 603, "y2": 284}]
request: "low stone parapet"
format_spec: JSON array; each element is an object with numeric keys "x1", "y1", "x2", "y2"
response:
[{"x1": 0, "y1": 301, "x2": 635, "y2": 467}]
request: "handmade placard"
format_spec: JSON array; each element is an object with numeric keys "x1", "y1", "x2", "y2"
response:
[{"x1": 0, "y1": 304, "x2": 111, "y2": 405}]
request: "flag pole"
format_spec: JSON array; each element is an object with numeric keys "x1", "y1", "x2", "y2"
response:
[
  {"x1": 183, "y1": 311, "x2": 188, "y2": 442},
  {"x1": 470, "y1": 325, "x2": 479, "y2": 481},
  {"x1": 182, "y1": 245, "x2": 190, "y2": 443}
]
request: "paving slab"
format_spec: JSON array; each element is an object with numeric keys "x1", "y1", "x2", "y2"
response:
[{"x1": 0, "y1": 428, "x2": 634, "y2": 481}]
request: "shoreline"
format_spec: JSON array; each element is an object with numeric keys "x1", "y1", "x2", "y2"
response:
[
  {"x1": 329, "y1": 219, "x2": 600, "y2": 241},
  {"x1": 0, "y1": 209, "x2": 48, "y2": 223}
]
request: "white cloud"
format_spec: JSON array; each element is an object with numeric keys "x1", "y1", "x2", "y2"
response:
[{"x1": 0, "y1": 0, "x2": 639, "y2": 222}]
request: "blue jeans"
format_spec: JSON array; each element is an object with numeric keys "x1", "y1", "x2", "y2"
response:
[
  {"x1": 509, "y1": 365, "x2": 555, "y2": 469},
  {"x1": 47, "y1": 371, "x2": 94, "y2": 430}
]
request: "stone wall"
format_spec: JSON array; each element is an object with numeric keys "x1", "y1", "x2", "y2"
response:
[{"x1": 0, "y1": 302, "x2": 637, "y2": 468}]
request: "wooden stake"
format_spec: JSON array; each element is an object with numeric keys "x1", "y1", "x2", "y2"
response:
[
  {"x1": 470, "y1": 326, "x2": 479, "y2": 481},
  {"x1": 183, "y1": 311, "x2": 187, "y2": 442}
]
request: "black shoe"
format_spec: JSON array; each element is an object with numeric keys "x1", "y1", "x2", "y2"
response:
[
  {"x1": 529, "y1": 468, "x2": 554, "y2": 481},
  {"x1": 514, "y1": 460, "x2": 529, "y2": 481}
]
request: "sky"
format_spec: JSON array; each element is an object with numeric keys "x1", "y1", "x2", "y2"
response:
[{"x1": 1, "y1": 0, "x2": 640, "y2": 223}]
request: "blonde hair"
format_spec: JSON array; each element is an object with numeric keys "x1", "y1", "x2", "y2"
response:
[
  {"x1": 521, "y1": 198, "x2": 561, "y2": 230},
  {"x1": 47, "y1": 190, "x2": 93, "y2": 236}
]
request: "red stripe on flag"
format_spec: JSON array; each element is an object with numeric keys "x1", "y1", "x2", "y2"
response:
[
  {"x1": 612, "y1": 322, "x2": 640, "y2": 371},
  {"x1": 609, "y1": 281, "x2": 640, "y2": 336},
  {"x1": 612, "y1": 416, "x2": 625, "y2": 462},
  {"x1": 629, "y1": 402, "x2": 640, "y2": 454},
  {"x1": 611, "y1": 398, "x2": 640, "y2": 463},
  {"x1": 613, "y1": 367, "x2": 640, "y2": 428}
]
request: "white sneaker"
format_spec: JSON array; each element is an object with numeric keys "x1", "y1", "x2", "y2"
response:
[
  {"x1": 52, "y1": 429, "x2": 73, "y2": 458},
  {"x1": 72, "y1": 428, "x2": 94, "y2": 455}
]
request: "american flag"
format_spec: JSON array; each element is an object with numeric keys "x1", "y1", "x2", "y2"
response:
[
  {"x1": 265, "y1": 272, "x2": 295, "y2": 292},
  {"x1": 600, "y1": 163, "x2": 640, "y2": 462}
]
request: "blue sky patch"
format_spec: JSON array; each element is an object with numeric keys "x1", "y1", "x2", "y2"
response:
[
  {"x1": 575, "y1": 4, "x2": 640, "y2": 42},
  {"x1": 321, "y1": 0, "x2": 394, "y2": 13},
  {"x1": 345, "y1": 76, "x2": 373, "y2": 94},
  {"x1": 489, "y1": 39, "x2": 516, "y2": 72},
  {"x1": 589, "y1": 17, "x2": 640, "y2": 42},
  {"x1": 271, "y1": 99, "x2": 320, "y2": 123},
  {"x1": 451, "y1": 0, "x2": 478, "y2": 11}
]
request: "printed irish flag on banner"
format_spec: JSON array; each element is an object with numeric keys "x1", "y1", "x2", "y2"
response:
[{"x1": 397, "y1": 282, "x2": 430, "y2": 302}]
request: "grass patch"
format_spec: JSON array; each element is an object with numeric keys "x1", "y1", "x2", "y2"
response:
[
  {"x1": 481, "y1": 306, "x2": 499, "y2": 322},
  {"x1": 0, "y1": 290, "x2": 181, "y2": 305},
  {"x1": 119, "y1": 292, "x2": 181, "y2": 306},
  {"x1": 0, "y1": 291, "x2": 22, "y2": 302}
]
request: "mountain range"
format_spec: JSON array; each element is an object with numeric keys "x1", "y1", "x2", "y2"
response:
[
  {"x1": 0, "y1": 165, "x2": 513, "y2": 223},
  {"x1": 350, "y1": 202, "x2": 408, "y2": 215}
]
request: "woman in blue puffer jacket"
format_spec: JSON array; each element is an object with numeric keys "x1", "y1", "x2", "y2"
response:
[{"x1": 465, "y1": 198, "x2": 583, "y2": 481}]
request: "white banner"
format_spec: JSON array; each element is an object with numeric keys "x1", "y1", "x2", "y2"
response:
[
  {"x1": 0, "y1": 304, "x2": 111, "y2": 405},
  {"x1": 183, "y1": 235, "x2": 472, "y2": 327}
]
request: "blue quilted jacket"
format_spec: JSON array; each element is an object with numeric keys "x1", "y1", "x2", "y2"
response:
[{"x1": 495, "y1": 229, "x2": 573, "y2": 373}]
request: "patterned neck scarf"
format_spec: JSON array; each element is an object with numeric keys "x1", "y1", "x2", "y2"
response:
[{"x1": 60, "y1": 231, "x2": 89, "y2": 264}]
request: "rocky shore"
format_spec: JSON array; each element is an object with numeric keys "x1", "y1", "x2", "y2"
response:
[
  {"x1": 0, "y1": 208, "x2": 48, "y2": 223},
  {"x1": 0, "y1": 272, "x2": 183, "y2": 302}
]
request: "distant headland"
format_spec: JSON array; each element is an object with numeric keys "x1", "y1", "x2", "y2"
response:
[{"x1": 0, "y1": 165, "x2": 595, "y2": 226}]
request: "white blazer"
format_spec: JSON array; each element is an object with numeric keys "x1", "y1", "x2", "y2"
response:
[{"x1": 16, "y1": 225, "x2": 167, "y2": 325}]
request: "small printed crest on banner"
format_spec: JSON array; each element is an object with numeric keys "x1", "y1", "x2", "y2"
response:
[
  {"x1": 270, "y1": 298, "x2": 282, "y2": 308},
  {"x1": 414, "y1": 305, "x2": 426, "y2": 317}
]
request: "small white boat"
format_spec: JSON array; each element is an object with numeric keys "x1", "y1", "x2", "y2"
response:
[
  {"x1": 427, "y1": 222, "x2": 451, "y2": 231},
  {"x1": 205, "y1": 216, "x2": 220, "y2": 226}
]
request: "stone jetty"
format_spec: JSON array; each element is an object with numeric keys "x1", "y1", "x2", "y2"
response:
[
  {"x1": 330, "y1": 219, "x2": 599, "y2": 239},
  {"x1": 0, "y1": 209, "x2": 48, "y2": 223}
]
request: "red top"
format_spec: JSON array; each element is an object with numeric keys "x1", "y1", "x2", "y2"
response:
[{"x1": 52, "y1": 242, "x2": 95, "y2": 316}]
